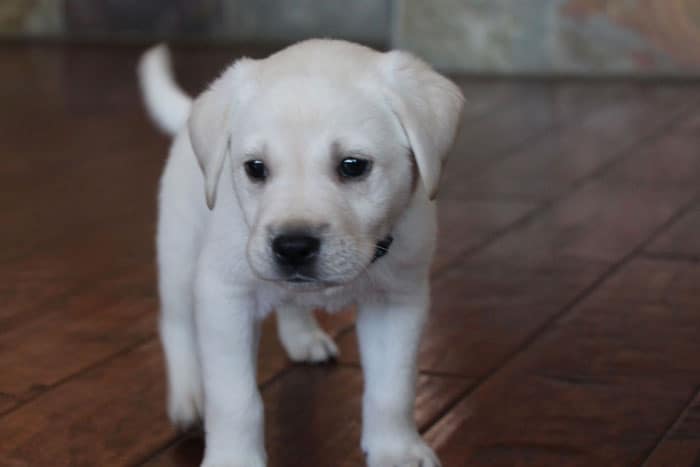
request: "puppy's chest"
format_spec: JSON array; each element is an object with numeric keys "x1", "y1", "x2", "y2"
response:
[{"x1": 255, "y1": 282, "x2": 365, "y2": 317}]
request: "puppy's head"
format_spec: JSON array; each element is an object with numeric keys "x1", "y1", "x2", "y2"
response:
[{"x1": 189, "y1": 40, "x2": 463, "y2": 288}]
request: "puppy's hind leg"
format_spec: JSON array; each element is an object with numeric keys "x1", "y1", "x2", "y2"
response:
[{"x1": 276, "y1": 306, "x2": 339, "y2": 363}]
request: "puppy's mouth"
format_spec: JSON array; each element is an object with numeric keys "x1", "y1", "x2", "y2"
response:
[
  {"x1": 286, "y1": 274, "x2": 316, "y2": 284},
  {"x1": 284, "y1": 273, "x2": 339, "y2": 288},
  {"x1": 247, "y1": 259, "x2": 346, "y2": 289}
]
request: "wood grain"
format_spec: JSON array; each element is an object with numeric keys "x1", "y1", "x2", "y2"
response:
[
  {"x1": 426, "y1": 258, "x2": 700, "y2": 466},
  {"x1": 452, "y1": 85, "x2": 695, "y2": 201},
  {"x1": 432, "y1": 199, "x2": 536, "y2": 273},
  {"x1": 442, "y1": 82, "x2": 556, "y2": 178},
  {"x1": 646, "y1": 208, "x2": 700, "y2": 259},
  {"x1": 338, "y1": 259, "x2": 606, "y2": 376},
  {"x1": 0, "y1": 341, "x2": 174, "y2": 467},
  {"x1": 644, "y1": 391, "x2": 700, "y2": 467},
  {"x1": 3, "y1": 42, "x2": 700, "y2": 466}
]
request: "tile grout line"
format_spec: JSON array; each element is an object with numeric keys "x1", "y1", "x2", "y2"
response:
[{"x1": 422, "y1": 190, "x2": 700, "y2": 440}]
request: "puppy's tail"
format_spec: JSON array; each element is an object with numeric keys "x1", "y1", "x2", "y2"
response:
[{"x1": 137, "y1": 44, "x2": 192, "y2": 136}]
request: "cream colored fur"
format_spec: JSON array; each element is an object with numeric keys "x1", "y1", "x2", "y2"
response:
[{"x1": 138, "y1": 39, "x2": 463, "y2": 467}]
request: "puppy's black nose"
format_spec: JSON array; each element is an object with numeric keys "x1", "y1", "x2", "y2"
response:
[{"x1": 272, "y1": 234, "x2": 320, "y2": 267}]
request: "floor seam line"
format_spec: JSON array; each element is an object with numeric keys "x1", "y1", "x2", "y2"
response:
[
  {"x1": 640, "y1": 383, "x2": 700, "y2": 466},
  {"x1": 420, "y1": 188, "x2": 700, "y2": 436},
  {"x1": 0, "y1": 334, "x2": 156, "y2": 418},
  {"x1": 433, "y1": 99, "x2": 700, "y2": 279}
]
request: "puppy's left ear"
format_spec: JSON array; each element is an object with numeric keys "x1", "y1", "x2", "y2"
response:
[{"x1": 380, "y1": 51, "x2": 464, "y2": 200}]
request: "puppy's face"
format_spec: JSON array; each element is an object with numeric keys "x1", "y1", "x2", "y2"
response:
[
  {"x1": 232, "y1": 80, "x2": 413, "y2": 287},
  {"x1": 188, "y1": 41, "x2": 464, "y2": 289}
]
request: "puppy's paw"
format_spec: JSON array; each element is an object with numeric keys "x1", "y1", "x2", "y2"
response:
[
  {"x1": 281, "y1": 329, "x2": 339, "y2": 363},
  {"x1": 365, "y1": 437, "x2": 441, "y2": 467},
  {"x1": 167, "y1": 381, "x2": 204, "y2": 430}
]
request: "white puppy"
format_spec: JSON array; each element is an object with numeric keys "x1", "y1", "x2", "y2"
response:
[{"x1": 138, "y1": 39, "x2": 463, "y2": 467}]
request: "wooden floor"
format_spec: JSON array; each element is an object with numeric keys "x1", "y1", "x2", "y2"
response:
[{"x1": 2, "y1": 43, "x2": 700, "y2": 467}]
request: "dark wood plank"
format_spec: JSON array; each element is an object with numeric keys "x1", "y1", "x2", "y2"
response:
[
  {"x1": 358, "y1": 109, "x2": 700, "y2": 377},
  {"x1": 433, "y1": 199, "x2": 537, "y2": 273},
  {"x1": 0, "y1": 394, "x2": 18, "y2": 414},
  {"x1": 443, "y1": 82, "x2": 556, "y2": 177},
  {"x1": 0, "y1": 340, "x2": 175, "y2": 467},
  {"x1": 458, "y1": 80, "x2": 518, "y2": 122},
  {"x1": 646, "y1": 208, "x2": 700, "y2": 259},
  {"x1": 0, "y1": 125, "x2": 162, "y2": 265},
  {"x1": 424, "y1": 258, "x2": 700, "y2": 466},
  {"x1": 462, "y1": 128, "x2": 699, "y2": 270},
  {"x1": 0, "y1": 218, "x2": 156, "y2": 330},
  {"x1": 448, "y1": 85, "x2": 695, "y2": 201},
  {"x1": 143, "y1": 367, "x2": 470, "y2": 467},
  {"x1": 0, "y1": 264, "x2": 155, "y2": 401},
  {"x1": 339, "y1": 259, "x2": 605, "y2": 377},
  {"x1": 442, "y1": 82, "x2": 676, "y2": 197},
  {"x1": 0, "y1": 307, "x2": 355, "y2": 467},
  {"x1": 0, "y1": 44, "x2": 281, "y2": 266},
  {"x1": 644, "y1": 392, "x2": 700, "y2": 467},
  {"x1": 603, "y1": 120, "x2": 700, "y2": 193},
  {"x1": 591, "y1": 257, "x2": 700, "y2": 307}
]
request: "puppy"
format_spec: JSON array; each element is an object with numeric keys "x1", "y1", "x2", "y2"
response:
[{"x1": 138, "y1": 39, "x2": 463, "y2": 467}]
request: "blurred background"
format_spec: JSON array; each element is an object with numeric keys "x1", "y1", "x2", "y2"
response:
[{"x1": 4, "y1": 0, "x2": 700, "y2": 75}]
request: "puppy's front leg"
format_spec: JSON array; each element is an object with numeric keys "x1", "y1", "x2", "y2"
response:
[
  {"x1": 357, "y1": 283, "x2": 441, "y2": 467},
  {"x1": 195, "y1": 271, "x2": 265, "y2": 467}
]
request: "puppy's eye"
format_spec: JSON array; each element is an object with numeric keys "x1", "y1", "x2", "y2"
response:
[
  {"x1": 338, "y1": 157, "x2": 371, "y2": 179},
  {"x1": 244, "y1": 160, "x2": 268, "y2": 181}
]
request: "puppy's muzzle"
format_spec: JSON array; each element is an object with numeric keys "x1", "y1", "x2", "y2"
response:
[{"x1": 272, "y1": 233, "x2": 320, "y2": 272}]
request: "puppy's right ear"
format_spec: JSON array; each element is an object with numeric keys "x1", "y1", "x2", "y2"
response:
[{"x1": 188, "y1": 60, "x2": 255, "y2": 209}]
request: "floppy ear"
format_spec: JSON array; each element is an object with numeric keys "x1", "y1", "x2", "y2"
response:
[
  {"x1": 380, "y1": 51, "x2": 464, "y2": 200},
  {"x1": 188, "y1": 60, "x2": 254, "y2": 209}
]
